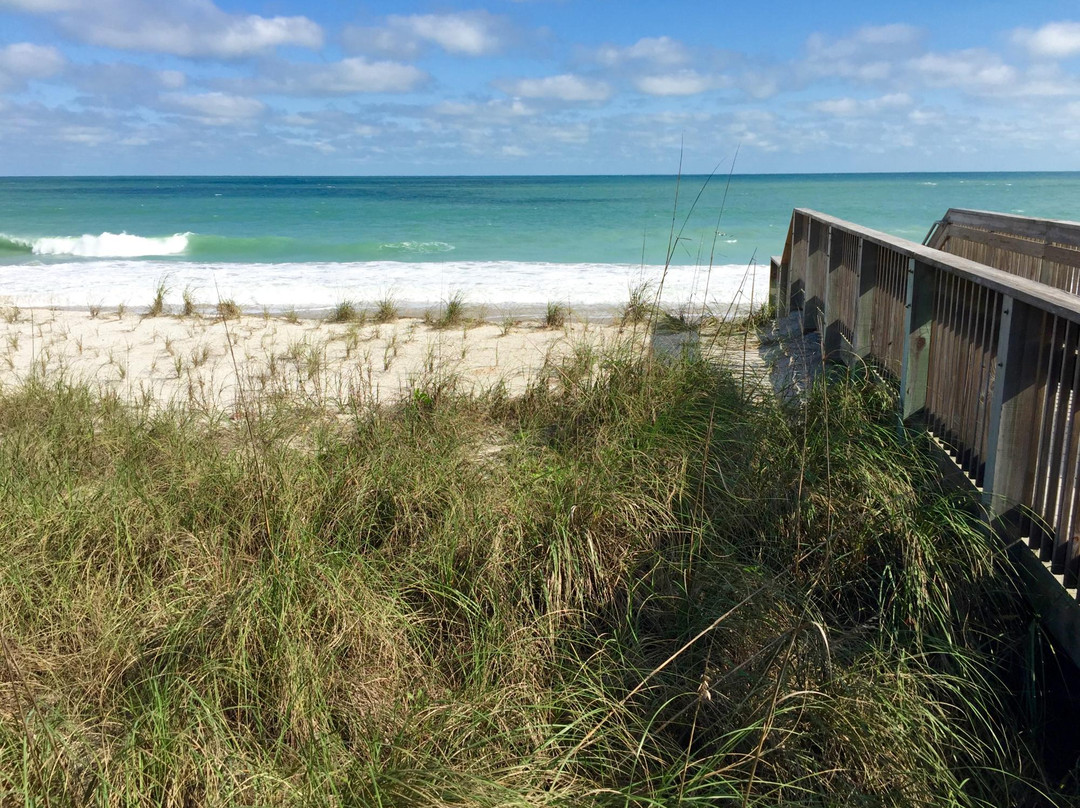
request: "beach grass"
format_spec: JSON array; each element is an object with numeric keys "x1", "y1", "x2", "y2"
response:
[
  {"x1": 181, "y1": 285, "x2": 199, "y2": 317},
  {"x1": 326, "y1": 299, "x2": 365, "y2": 324},
  {"x1": 145, "y1": 275, "x2": 170, "y2": 318},
  {"x1": 431, "y1": 289, "x2": 466, "y2": 328},
  {"x1": 544, "y1": 301, "x2": 568, "y2": 328},
  {"x1": 216, "y1": 299, "x2": 241, "y2": 320},
  {"x1": 373, "y1": 293, "x2": 400, "y2": 324},
  {"x1": 0, "y1": 316, "x2": 1057, "y2": 805}
]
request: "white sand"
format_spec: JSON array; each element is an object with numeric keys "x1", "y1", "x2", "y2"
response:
[{"x1": 0, "y1": 304, "x2": 639, "y2": 411}]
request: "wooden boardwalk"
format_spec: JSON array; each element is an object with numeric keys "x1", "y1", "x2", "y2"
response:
[{"x1": 772, "y1": 208, "x2": 1080, "y2": 665}]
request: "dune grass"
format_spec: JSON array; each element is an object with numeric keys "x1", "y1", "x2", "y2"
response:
[
  {"x1": 216, "y1": 299, "x2": 241, "y2": 320},
  {"x1": 373, "y1": 293, "x2": 400, "y2": 324},
  {"x1": 145, "y1": 275, "x2": 170, "y2": 318},
  {"x1": 0, "y1": 327, "x2": 1057, "y2": 805},
  {"x1": 326, "y1": 299, "x2": 365, "y2": 324},
  {"x1": 429, "y1": 290, "x2": 466, "y2": 329}
]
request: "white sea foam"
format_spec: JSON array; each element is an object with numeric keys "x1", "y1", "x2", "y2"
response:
[
  {"x1": 1, "y1": 259, "x2": 770, "y2": 315},
  {"x1": 379, "y1": 241, "x2": 456, "y2": 253},
  {"x1": 30, "y1": 232, "x2": 190, "y2": 258}
]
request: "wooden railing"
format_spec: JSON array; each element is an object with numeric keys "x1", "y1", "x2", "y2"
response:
[
  {"x1": 770, "y1": 209, "x2": 1080, "y2": 622},
  {"x1": 925, "y1": 208, "x2": 1080, "y2": 293}
]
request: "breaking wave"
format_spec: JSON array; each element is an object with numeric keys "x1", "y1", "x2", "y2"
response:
[{"x1": 0, "y1": 232, "x2": 190, "y2": 258}]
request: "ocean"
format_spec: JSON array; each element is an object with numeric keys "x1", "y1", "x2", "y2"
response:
[{"x1": 1, "y1": 172, "x2": 1077, "y2": 315}]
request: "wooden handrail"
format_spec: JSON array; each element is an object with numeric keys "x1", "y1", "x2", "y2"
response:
[
  {"x1": 774, "y1": 207, "x2": 1080, "y2": 661},
  {"x1": 792, "y1": 208, "x2": 1080, "y2": 321},
  {"x1": 939, "y1": 208, "x2": 1080, "y2": 247},
  {"x1": 925, "y1": 208, "x2": 1080, "y2": 294}
]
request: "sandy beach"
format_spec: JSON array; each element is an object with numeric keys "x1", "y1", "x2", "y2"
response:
[{"x1": 0, "y1": 303, "x2": 637, "y2": 410}]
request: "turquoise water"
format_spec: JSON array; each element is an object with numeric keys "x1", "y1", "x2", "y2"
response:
[{"x1": 0, "y1": 173, "x2": 1077, "y2": 311}]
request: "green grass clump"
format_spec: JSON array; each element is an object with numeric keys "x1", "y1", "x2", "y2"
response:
[
  {"x1": 0, "y1": 337, "x2": 1055, "y2": 805},
  {"x1": 621, "y1": 281, "x2": 654, "y2": 326},
  {"x1": 326, "y1": 299, "x2": 365, "y2": 324},
  {"x1": 145, "y1": 275, "x2": 170, "y2": 318},
  {"x1": 216, "y1": 299, "x2": 241, "y2": 320},
  {"x1": 432, "y1": 289, "x2": 466, "y2": 328},
  {"x1": 544, "y1": 301, "x2": 568, "y2": 329},
  {"x1": 373, "y1": 293, "x2": 399, "y2": 324},
  {"x1": 181, "y1": 285, "x2": 198, "y2": 317}
]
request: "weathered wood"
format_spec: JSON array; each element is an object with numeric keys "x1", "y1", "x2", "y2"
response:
[
  {"x1": 852, "y1": 237, "x2": 874, "y2": 360},
  {"x1": 984, "y1": 297, "x2": 1042, "y2": 530},
  {"x1": 770, "y1": 255, "x2": 783, "y2": 315},
  {"x1": 1034, "y1": 317, "x2": 1066, "y2": 561},
  {"x1": 793, "y1": 209, "x2": 1080, "y2": 325},
  {"x1": 805, "y1": 218, "x2": 828, "y2": 332},
  {"x1": 942, "y1": 223, "x2": 1080, "y2": 264},
  {"x1": 773, "y1": 206, "x2": 1080, "y2": 659},
  {"x1": 789, "y1": 212, "x2": 809, "y2": 311},
  {"x1": 941, "y1": 208, "x2": 1080, "y2": 248},
  {"x1": 900, "y1": 259, "x2": 934, "y2": 421},
  {"x1": 824, "y1": 229, "x2": 858, "y2": 360}
]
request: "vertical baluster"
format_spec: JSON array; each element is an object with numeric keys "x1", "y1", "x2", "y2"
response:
[
  {"x1": 941, "y1": 272, "x2": 962, "y2": 451},
  {"x1": 1031, "y1": 316, "x2": 1064, "y2": 554},
  {"x1": 1060, "y1": 326, "x2": 1080, "y2": 587},
  {"x1": 925, "y1": 270, "x2": 947, "y2": 436},
  {"x1": 955, "y1": 278, "x2": 977, "y2": 472},
  {"x1": 1053, "y1": 325, "x2": 1080, "y2": 574},
  {"x1": 973, "y1": 290, "x2": 1001, "y2": 487},
  {"x1": 1040, "y1": 320, "x2": 1070, "y2": 561}
]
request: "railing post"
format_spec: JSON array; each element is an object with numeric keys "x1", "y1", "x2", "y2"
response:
[
  {"x1": 983, "y1": 297, "x2": 1044, "y2": 529},
  {"x1": 852, "y1": 238, "x2": 875, "y2": 361},
  {"x1": 770, "y1": 255, "x2": 784, "y2": 315},
  {"x1": 823, "y1": 226, "x2": 842, "y2": 360},
  {"x1": 789, "y1": 213, "x2": 807, "y2": 312},
  {"x1": 900, "y1": 259, "x2": 935, "y2": 421},
  {"x1": 806, "y1": 217, "x2": 826, "y2": 332}
]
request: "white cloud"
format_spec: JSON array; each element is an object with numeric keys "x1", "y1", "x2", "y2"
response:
[
  {"x1": 595, "y1": 36, "x2": 689, "y2": 67},
  {"x1": 278, "y1": 114, "x2": 316, "y2": 127},
  {"x1": 811, "y1": 93, "x2": 912, "y2": 117},
  {"x1": 908, "y1": 108, "x2": 947, "y2": 126},
  {"x1": 395, "y1": 12, "x2": 504, "y2": 56},
  {"x1": 344, "y1": 11, "x2": 511, "y2": 58},
  {"x1": 634, "y1": 70, "x2": 720, "y2": 96},
  {"x1": 812, "y1": 97, "x2": 859, "y2": 117},
  {"x1": 1014, "y1": 21, "x2": 1080, "y2": 59},
  {"x1": 433, "y1": 98, "x2": 535, "y2": 118},
  {"x1": 0, "y1": 0, "x2": 80, "y2": 10},
  {"x1": 82, "y1": 12, "x2": 322, "y2": 58},
  {"x1": 909, "y1": 50, "x2": 1017, "y2": 93},
  {"x1": 501, "y1": 74, "x2": 611, "y2": 102},
  {"x1": 164, "y1": 91, "x2": 265, "y2": 124},
  {"x1": 802, "y1": 24, "x2": 922, "y2": 83},
  {"x1": 342, "y1": 26, "x2": 421, "y2": 60},
  {"x1": 0, "y1": 42, "x2": 64, "y2": 78},
  {"x1": 0, "y1": 43, "x2": 65, "y2": 91},
  {"x1": 807, "y1": 23, "x2": 922, "y2": 55},
  {"x1": 254, "y1": 58, "x2": 428, "y2": 96},
  {"x1": 158, "y1": 70, "x2": 186, "y2": 90},
  {"x1": 6, "y1": 0, "x2": 323, "y2": 58},
  {"x1": 59, "y1": 125, "x2": 112, "y2": 145}
]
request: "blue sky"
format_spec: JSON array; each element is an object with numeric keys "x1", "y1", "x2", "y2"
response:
[{"x1": 1, "y1": 0, "x2": 1079, "y2": 175}]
